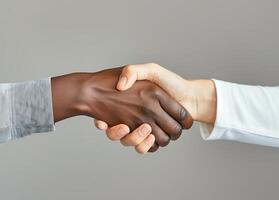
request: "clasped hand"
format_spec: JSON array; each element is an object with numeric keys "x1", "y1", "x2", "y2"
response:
[
  {"x1": 52, "y1": 64, "x2": 216, "y2": 154},
  {"x1": 91, "y1": 65, "x2": 196, "y2": 153}
]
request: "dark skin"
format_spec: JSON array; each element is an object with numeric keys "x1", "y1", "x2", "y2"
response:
[{"x1": 51, "y1": 67, "x2": 193, "y2": 152}]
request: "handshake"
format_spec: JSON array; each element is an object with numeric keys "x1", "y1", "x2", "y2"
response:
[{"x1": 51, "y1": 63, "x2": 217, "y2": 153}]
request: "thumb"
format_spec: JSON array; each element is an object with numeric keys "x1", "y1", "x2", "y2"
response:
[
  {"x1": 116, "y1": 64, "x2": 156, "y2": 91},
  {"x1": 117, "y1": 66, "x2": 137, "y2": 91}
]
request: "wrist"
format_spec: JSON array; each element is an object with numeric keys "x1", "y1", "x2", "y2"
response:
[
  {"x1": 184, "y1": 79, "x2": 217, "y2": 124},
  {"x1": 51, "y1": 73, "x2": 92, "y2": 122}
]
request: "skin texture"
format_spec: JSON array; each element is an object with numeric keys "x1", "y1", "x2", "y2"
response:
[
  {"x1": 51, "y1": 67, "x2": 194, "y2": 152},
  {"x1": 95, "y1": 63, "x2": 217, "y2": 153}
]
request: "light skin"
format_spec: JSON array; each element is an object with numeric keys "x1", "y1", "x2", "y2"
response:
[{"x1": 95, "y1": 63, "x2": 218, "y2": 154}]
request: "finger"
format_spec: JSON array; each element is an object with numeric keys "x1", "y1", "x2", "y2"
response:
[
  {"x1": 117, "y1": 63, "x2": 159, "y2": 91},
  {"x1": 135, "y1": 134, "x2": 155, "y2": 154},
  {"x1": 148, "y1": 143, "x2": 159, "y2": 152},
  {"x1": 94, "y1": 119, "x2": 109, "y2": 131},
  {"x1": 120, "y1": 124, "x2": 152, "y2": 146},
  {"x1": 158, "y1": 92, "x2": 193, "y2": 129},
  {"x1": 151, "y1": 122, "x2": 170, "y2": 147},
  {"x1": 105, "y1": 124, "x2": 130, "y2": 141},
  {"x1": 156, "y1": 112, "x2": 182, "y2": 140},
  {"x1": 155, "y1": 109, "x2": 182, "y2": 141}
]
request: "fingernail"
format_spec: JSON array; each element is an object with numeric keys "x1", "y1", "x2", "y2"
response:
[
  {"x1": 146, "y1": 134, "x2": 155, "y2": 143},
  {"x1": 117, "y1": 127, "x2": 129, "y2": 137},
  {"x1": 139, "y1": 125, "x2": 150, "y2": 136},
  {"x1": 117, "y1": 76, "x2": 128, "y2": 90}
]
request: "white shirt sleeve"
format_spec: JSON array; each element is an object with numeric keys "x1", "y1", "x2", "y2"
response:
[
  {"x1": 199, "y1": 80, "x2": 279, "y2": 147},
  {"x1": 0, "y1": 78, "x2": 55, "y2": 143}
]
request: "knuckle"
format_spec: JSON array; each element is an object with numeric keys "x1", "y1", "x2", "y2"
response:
[
  {"x1": 124, "y1": 139, "x2": 135, "y2": 146},
  {"x1": 133, "y1": 118, "x2": 147, "y2": 129},
  {"x1": 131, "y1": 136, "x2": 142, "y2": 146},
  {"x1": 147, "y1": 89, "x2": 161, "y2": 101},
  {"x1": 149, "y1": 63, "x2": 162, "y2": 73},
  {"x1": 121, "y1": 135, "x2": 140, "y2": 146},
  {"x1": 151, "y1": 84, "x2": 160, "y2": 93},
  {"x1": 124, "y1": 65, "x2": 134, "y2": 74},
  {"x1": 140, "y1": 105, "x2": 154, "y2": 116},
  {"x1": 139, "y1": 83, "x2": 161, "y2": 100},
  {"x1": 140, "y1": 102, "x2": 157, "y2": 117},
  {"x1": 141, "y1": 106, "x2": 151, "y2": 115}
]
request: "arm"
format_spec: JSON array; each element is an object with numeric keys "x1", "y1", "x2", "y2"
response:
[
  {"x1": 96, "y1": 63, "x2": 279, "y2": 148},
  {"x1": 200, "y1": 80, "x2": 279, "y2": 147}
]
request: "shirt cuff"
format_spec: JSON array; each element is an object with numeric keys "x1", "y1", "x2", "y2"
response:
[
  {"x1": 199, "y1": 79, "x2": 227, "y2": 141},
  {"x1": 198, "y1": 79, "x2": 279, "y2": 149},
  {"x1": 0, "y1": 78, "x2": 55, "y2": 143}
]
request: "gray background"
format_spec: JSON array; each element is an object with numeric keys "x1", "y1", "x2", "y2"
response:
[{"x1": 0, "y1": 0, "x2": 279, "y2": 199}]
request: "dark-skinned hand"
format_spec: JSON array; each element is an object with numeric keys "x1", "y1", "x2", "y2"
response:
[{"x1": 51, "y1": 67, "x2": 193, "y2": 152}]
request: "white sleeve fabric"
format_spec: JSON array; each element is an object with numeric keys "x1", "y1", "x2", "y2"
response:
[
  {"x1": 199, "y1": 80, "x2": 279, "y2": 147},
  {"x1": 0, "y1": 78, "x2": 55, "y2": 143}
]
